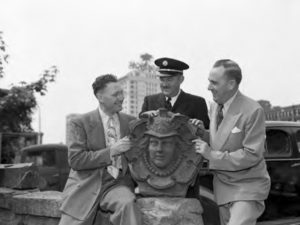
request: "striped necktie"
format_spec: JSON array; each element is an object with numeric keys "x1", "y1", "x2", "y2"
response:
[
  {"x1": 217, "y1": 104, "x2": 224, "y2": 129},
  {"x1": 107, "y1": 117, "x2": 122, "y2": 170}
]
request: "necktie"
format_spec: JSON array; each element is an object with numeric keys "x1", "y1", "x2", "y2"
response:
[
  {"x1": 165, "y1": 97, "x2": 172, "y2": 111},
  {"x1": 216, "y1": 104, "x2": 224, "y2": 129},
  {"x1": 107, "y1": 117, "x2": 122, "y2": 170}
]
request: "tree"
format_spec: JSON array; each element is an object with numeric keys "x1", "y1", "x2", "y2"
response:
[
  {"x1": 0, "y1": 31, "x2": 9, "y2": 78},
  {"x1": 0, "y1": 66, "x2": 58, "y2": 133},
  {"x1": 0, "y1": 31, "x2": 58, "y2": 163},
  {"x1": 258, "y1": 100, "x2": 272, "y2": 111},
  {"x1": 128, "y1": 53, "x2": 157, "y2": 73},
  {"x1": 0, "y1": 32, "x2": 58, "y2": 132}
]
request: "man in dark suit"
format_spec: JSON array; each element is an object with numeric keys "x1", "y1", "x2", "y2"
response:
[
  {"x1": 140, "y1": 57, "x2": 209, "y2": 129},
  {"x1": 59, "y1": 74, "x2": 141, "y2": 225}
]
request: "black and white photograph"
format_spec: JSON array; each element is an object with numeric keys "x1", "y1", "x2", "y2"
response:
[{"x1": 0, "y1": 0, "x2": 300, "y2": 225}]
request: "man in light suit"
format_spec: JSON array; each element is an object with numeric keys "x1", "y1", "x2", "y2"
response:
[
  {"x1": 140, "y1": 57, "x2": 210, "y2": 129},
  {"x1": 194, "y1": 59, "x2": 270, "y2": 225},
  {"x1": 59, "y1": 74, "x2": 141, "y2": 225}
]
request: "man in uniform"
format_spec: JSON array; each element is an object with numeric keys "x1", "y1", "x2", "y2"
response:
[{"x1": 140, "y1": 57, "x2": 209, "y2": 129}]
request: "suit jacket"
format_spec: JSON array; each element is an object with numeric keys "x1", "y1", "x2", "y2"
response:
[
  {"x1": 140, "y1": 91, "x2": 210, "y2": 129},
  {"x1": 60, "y1": 109, "x2": 135, "y2": 220},
  {"x1": 202, "y1": 91, "x2": 270, "y2": 205}
]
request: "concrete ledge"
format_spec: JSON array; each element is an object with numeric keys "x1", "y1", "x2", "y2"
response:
[
  {"x1": 0, "y1": 188, "x2": 61, "y2": 225},
  {"x1": 1, "y1": 188, "x2": 204, "y2": 225},
  {"x1": 0, "y1": 187, "x2": 38, "y2": 209},
  {"x1": 15, "y1": 215, "x2": 60, "y2": 225},
  {"x1": 0, "y1": 208, "x2": 19, "y2": 225},
  {"x1": 12, "y1": 191, "x2": 62, "y2": 218}
]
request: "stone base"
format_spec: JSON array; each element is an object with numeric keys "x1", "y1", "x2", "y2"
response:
[
  {"x1": 0, "y1": 188, "x2": 61, "y2": 225},
  {"x1": 12, "y1": 191, "x2": 62, "y2": 217},
  {"x1": 0, "y1": 208, "x2": 19, "y2": 225},
  {"x1": 137, "y1": 197, "x2": 204, "y2": 225},
  {"x1": 1, "y1": 188, "x2": 204, "y2": 225},
  {"x1": 15, "y1": 215, "x2": 59, "y2": 225}
]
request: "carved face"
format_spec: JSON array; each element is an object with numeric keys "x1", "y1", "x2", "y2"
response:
[{"x1": 148, "y1": 136, "x2": 177, "y2": 169}]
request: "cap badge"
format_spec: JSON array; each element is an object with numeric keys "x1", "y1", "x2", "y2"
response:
[{"x1": 162, "y1": 60, "x2": 168, "y2": 67}]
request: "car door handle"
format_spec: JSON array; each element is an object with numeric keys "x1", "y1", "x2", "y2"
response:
[{"x1": 291, "y1": 162, "x2": 300, "y2": 168}]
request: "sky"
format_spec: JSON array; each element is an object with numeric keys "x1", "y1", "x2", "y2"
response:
[{"x1": 1, "y1": 0, "x2": 300, "y2": 143}]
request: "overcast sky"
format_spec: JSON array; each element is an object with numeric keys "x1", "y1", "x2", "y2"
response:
[{"x1": 1, "y1": 0, "x2": 300, "y2": 143}]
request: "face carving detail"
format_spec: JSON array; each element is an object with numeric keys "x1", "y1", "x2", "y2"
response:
[{"x1": 148, "y1": 136, "x2": 177, "y2": 169}]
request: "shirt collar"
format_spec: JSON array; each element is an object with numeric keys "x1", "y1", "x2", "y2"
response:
[
  {"x1": 222, "y1": 90, "x2": 238, "y2": 115},
  {"x1": 166, "y1": 89, "x2": 181, "y2": 106},
  {"x1": 98, "y1": 106, "x2": 118, "y2": 123}
]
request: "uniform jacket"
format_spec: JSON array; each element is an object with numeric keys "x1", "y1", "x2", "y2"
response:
[
  {"x1": 60, "y1": 109, "x2": 135, "y2": 220},
  {"x1": 203, "y1": 91, "x2": 270, "y2": 205},
  {"x1": 140, "y1": 91, "x2": 210, "y2": 129}
]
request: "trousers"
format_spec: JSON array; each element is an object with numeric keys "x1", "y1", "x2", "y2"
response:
[
  {"x1": 219, "y1": 200, "x2": 265, "y2": 225},
  {"x1": 59, "y1": 185, "x2": 142, "y2": 225}
]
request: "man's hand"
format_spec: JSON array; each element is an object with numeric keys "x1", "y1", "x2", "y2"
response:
[
  {"x1": 140, "y1": 110, "x2": 159, "y2": 118},
  {"x1": 189, "y1": 119, "x2": 205, "y2": 137},
  {"x1": 189, "y1": 118, "x2": 204, "y2": 129},
  {"x1": 110, "y1": 136, "x2": 132, "y2": 157},
  {"x1": 192, "y1": 138, "x2": 210, "y2": 155}
]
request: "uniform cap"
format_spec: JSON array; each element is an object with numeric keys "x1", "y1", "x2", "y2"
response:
[{"x1": 155, "y1": 57, "x2": 189, "y2": 77}]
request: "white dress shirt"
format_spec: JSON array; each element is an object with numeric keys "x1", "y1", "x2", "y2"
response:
[{"x1": 166, "y1": 89, "x2": 182, "y2": 107}]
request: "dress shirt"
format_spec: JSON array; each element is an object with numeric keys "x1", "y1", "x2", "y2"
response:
[
  {"x1": 98, "y1": 107, "x2": 120, "y2": 146},
  {"x1": 165, "y1": 89, "x2": 182, "y2": 107},
  {"x1": 222, "y1": 90, "x2": 239, "y2": 117}
]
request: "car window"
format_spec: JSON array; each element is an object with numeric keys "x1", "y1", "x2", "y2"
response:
[
  {"x1": 296, "y1": 130, "x2": 300, "y2": 153},
  {"x1": 265, "y1": 129, "x2": 292, "y2": 157},
  {"x1": 24, "y1": 150, "x2": 55, "y2": 166}
]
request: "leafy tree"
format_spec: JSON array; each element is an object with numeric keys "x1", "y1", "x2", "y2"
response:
[
  {"x1": 0, "y1": 31, "x2": 58, "y2": 163},
  {"x1": 258, "y1": 100, "x2": 272, "y2": 111},
  {"x1": 0, "y1": 31, "x2": 9, "y2": 78},
  {"x1": 128, "y1": 53, "x2": 157, "y2": 73},
  {"x1": 0, "y1": 31, "x2": 58, "y2": 132},
  {"x1": 0, "y1": 66, "x2": 58, "y2": 132}
]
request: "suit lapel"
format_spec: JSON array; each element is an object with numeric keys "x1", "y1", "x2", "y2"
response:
[
  {"x1": 172, "y1": 90, "x2": 185, "y2": 111},
  {"x1": 87, "y1": 109, "x2": 106, "y2": 148},
  {"x1": 118, "y1": 113, "x2": 128, "y2": 138},
  {"x1": 211, "y1": 92, "x2": 242, "y2": 151},
  {"x1": 210, "y1": 103, "x2": 218, "y2": 145}
]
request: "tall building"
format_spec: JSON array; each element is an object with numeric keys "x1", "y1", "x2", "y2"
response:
[{"x1": 119, "y1": 70, "x2": 160, "y2": 117}]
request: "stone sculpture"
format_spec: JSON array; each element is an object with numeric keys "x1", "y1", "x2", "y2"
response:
[{"x1": 125, "y1": 108, "x2": 203, "y2": 197}]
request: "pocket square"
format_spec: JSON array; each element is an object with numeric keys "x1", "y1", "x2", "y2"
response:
[{"x1": 231, "y1": 127, "x2": 241, "y2": 133}]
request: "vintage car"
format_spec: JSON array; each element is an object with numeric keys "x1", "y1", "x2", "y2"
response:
[
  {"x1": 20, "y1": 143, "x2": 69, "y2": 191},
  {"x1": 199, "y1": 121, "x2": 300, "y2": 225},
  {"x1": 261, "y1": 121, "x2": 300, "y2": 223},
  {"x1": 20, "y1": 121, "x2": 300, "y2": 224}
]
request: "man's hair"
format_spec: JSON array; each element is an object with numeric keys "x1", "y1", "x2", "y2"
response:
[
  {"x1": 92, "y1": 74, "x2": 118, "y2": 95},
  {"x1": 213, "y1": 59, "x2": 242, "y2": 85}
]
